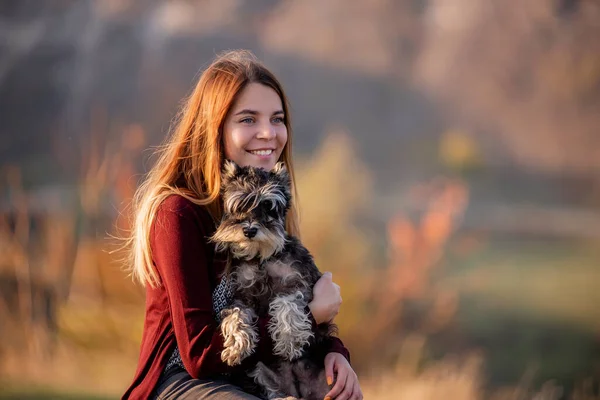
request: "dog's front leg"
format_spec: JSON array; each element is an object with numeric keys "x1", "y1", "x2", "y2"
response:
[
  {"x1": 267, "y1": 291, "x2": 314, "y2": 361},
  {"x1": 220, "y1": 302, "x2": 259, "y2": 366}
]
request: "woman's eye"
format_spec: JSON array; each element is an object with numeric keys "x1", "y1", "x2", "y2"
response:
[
  {"x1": 240, "y1": 117, "x2": 254, "y2": 124},
  {"x1": 272, "y1": 116, "x2": 284, "y2": 124}
]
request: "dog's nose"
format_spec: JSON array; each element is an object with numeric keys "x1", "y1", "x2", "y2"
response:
[{"x1": 243, "y1": 227, "x2": 258, "y2": 238}]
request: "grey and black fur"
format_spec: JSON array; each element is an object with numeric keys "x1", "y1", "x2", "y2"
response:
[{"x1": 211, "y1": 160, "x2": 336, "y2": 400}]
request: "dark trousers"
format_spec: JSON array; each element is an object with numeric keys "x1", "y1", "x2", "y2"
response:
[{"x1": 152, "y1": 370, "x2": 262, "y2": 400}]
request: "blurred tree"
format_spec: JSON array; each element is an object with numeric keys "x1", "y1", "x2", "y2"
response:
[
  {"x1": 295, "y1": 128, "x2": 375, "y2": 364},
  {"x1": 415, "y1": 0, "x2": 600, "y2": 173},
  {"x1": 439, "y1": 129, "x2": 484, "y2": 172}
]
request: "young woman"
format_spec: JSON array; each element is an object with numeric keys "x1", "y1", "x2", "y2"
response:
[{"x1": 122, "y1": 50, "x2": 363, "y2": 400}]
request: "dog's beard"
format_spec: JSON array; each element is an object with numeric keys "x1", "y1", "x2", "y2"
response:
[{"x1": 212, "y1": 224, "x2": 286, "y2": 261}]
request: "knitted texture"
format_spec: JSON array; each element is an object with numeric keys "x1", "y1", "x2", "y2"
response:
[{"x1": 164, "y1": 276, "x2": 233, "y2": 372}]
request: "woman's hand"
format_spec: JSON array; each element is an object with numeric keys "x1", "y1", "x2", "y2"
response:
[
  {"x1": 308, "y1": 272, "x2": 342, "y2": 325},
  {"x1": 324, "y1": 352, "x2": 363, "y2": 400}
]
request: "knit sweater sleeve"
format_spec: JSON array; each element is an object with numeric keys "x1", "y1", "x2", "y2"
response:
[
  {"x1": 151, "y1": 200, "x2": 275, "y2": 378},
  {"x1": 304, "y1": 306, "x2": 351, "y2": 363}
]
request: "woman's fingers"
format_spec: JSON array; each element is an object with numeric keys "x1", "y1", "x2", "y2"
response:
[
  {"x1": 324, "y1": 355, "x2": 335, "y2": 388},
  {"x1": 350, "y1": 380, "x2": 363, "y2": 400},
  {"x1": 325, "y1": 365, "x2": 348, "y2": 399},
  {"x1": 332, "y1": 373, "x2": 352, "y2": 400}
]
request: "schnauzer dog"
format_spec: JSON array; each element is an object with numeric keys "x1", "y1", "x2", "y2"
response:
[{"x1": 210, "y1": 160, "x2": 335, "y2": 399}]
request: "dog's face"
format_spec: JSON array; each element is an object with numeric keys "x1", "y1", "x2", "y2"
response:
[{"x1": 211, "y1": 160, "x2": 291, "y2": 261}]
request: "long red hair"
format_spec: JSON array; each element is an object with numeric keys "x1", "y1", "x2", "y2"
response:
[{"x1": 124, "y1": 50, "x2": 300, "y2": 287}]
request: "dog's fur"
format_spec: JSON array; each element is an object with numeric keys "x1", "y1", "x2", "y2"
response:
[
  {"x1": 211, "y1": 160, "x2": 335, "y2": 400},
  {"x1": 249, "y1": 357, "x2": 330, "y2": 400}
]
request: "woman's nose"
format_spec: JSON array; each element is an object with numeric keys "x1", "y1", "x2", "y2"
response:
[{"x1": 256, "y1": 122, "x2": 276, "y2": 140}]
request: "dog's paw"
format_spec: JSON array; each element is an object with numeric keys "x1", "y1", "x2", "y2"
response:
[
  {"x1": 220, "y1": 307, "x2": 259, "y2": 366},
  {"x1": 268, "y1": 293, "x2": 314, "y2": 361},
  {"x1": 271, "y1": 332, "x2": 310, "y2": 361},
  {"x1": 221, "y1": 343, "x2": 253, "y2": 366}
]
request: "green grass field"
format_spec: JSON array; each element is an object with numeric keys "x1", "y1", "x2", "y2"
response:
[{"x1": 431, "y1": 237, "x2": 600, "y2": 389}]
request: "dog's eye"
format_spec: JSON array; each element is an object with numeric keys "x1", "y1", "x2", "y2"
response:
[
  {"x1": 264, "y1": 200, "x2": 275, "y2": 210},
  {"x1": 267, "y1": 211, "x2": 278, "y2": 220},
  {"x1": 263, "y1": 200, "x2": 276, "y2": 212},
  {"x1": 265, "y1": 205, "x2": 279, "y2": 220}
]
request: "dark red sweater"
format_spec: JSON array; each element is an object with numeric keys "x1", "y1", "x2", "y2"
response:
[{"x1": 122, "y1": 195, "x2": 350, "y2": 399}]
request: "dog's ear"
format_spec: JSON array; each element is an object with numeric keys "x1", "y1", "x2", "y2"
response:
[
  {"x1": 271, "y1": 162, "x2": 291, "y2": 206},
  {"x1": 271, "y1": 162, "x2": 290, "y2": 184},
  {"x1": 272, "y1": 161, "x2": 287, "y2": 175},
  {"x1": 222, "y1": 159, "x2": 239, "y2": 184}
]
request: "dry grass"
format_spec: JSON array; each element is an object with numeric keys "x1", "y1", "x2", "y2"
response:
[{"x1": 0, "y1": 129, "x2": 598, "y2": 399}]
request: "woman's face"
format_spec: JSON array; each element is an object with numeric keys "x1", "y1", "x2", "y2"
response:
[{"x1": 223, "y1": 83, "x2": 288, "y2": 171}]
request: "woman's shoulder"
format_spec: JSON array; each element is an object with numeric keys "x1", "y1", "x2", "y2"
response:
[
  {"x1": 156, "y1": 194, "x2": 214, "y2": 227},
  {"x1": 159, "y1": 193, "x2": 197, "y2": 213}
]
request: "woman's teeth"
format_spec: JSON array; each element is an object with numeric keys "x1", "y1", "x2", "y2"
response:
[{"x1": 249, "y1": 149, "x2": 273, "y2": 156}]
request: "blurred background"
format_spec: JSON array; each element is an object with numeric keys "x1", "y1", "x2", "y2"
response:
[{"x1": 1, "y1": 0, "x2": 600, "y2": 398}]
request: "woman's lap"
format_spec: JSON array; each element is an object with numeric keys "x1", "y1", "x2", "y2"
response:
[{"x1": 153, "y1": 371, "x2": 261, "y2": 400}]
